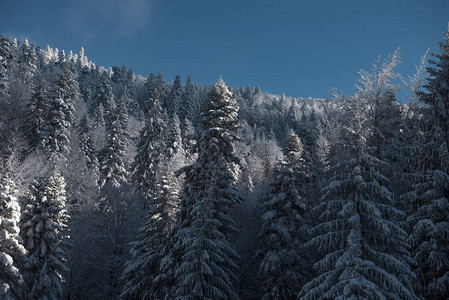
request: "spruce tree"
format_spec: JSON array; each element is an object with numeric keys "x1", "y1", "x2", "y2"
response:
[
  {"x1": 259, "y1": 130, "x2": 310, "y2": 299},
  {"x1": 181, "y1": 117, "x2": 196, "y2": 159},
  {"x1": 26, "y1": 79, "x2": 50, "y2": 151},
  {"x1": 98, "y1": 99, "x2": 129, "y2": 189},
  {"x1": 143, "y1": 73, "x2": 156, "y2": 114},
  {"x1": 19, "y1": 40, "x2": 37, "y2": 85},
  {"x1": 299, "y1": 96, "x2": 417, "y2": 299},
  {"x1": 0, "y1": 175, "x2": 26, "y2": 299},
  {"x1": 179, "y1": 74, "x2": 195, "y2": 124},
  {"x1": 403, "y1": 26, "x2": 449, "y2": 298},
  {"x1": 20, "y1": 168, "x2": 70, "y2": 300},
  {"x1": 167, "y1": 74, "x2": 182, "y2": 117},
  {"x1": 162, "y1": 78, "x2": 241, "y2": 299},
  {"x1": 131, "y1": 99, "x2": 167, "y2": 202},
  {"x1": 78, "y1": 115, "x2": 99, "y2": 177},
  {"x1": 92, "y1": 77, "x2": 115, "y2": 127},
  {"x1": 166, "y1": 113, "x2": 183, "y2": 158},
  {"x1": 0, "y1": 35, "x2": 11, "y2": 101},
  {"x1": 40, "y1": 63, "x2": 77, "y2": 156},
  {"x1": 121, "y1": 162, "x2": 179, "y2": 299},
  {"x1": 153, "y1": 72, "x2": 166, "y2": 109}
]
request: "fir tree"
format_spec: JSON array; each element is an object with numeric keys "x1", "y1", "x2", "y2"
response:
[
  {"x1": 92, "y1": 77, "x2": 115, "y2": 127},
  {"x1": 299, "y1": 97, "x2": 417, "y2": 299},
  {"x1": 166, "y1": 113, "x2": 183, "y2": 158},
  {"x1": 403, "y1": 26, "x2": 449, "y2": 298},
  {"x1": 167, "y1": 74, "x2": 182, "y2": 117},
  {"x1": 40, "y1": 63, "x2": 78, "y2": 156},
  {"x1": 78, "y1": 115, "x2": 99, "y2": 177},
  {"x1": 179, "y1": 74, "x2": 195, "y2": 124},
  {"x1": 143, "y1": 73, "x2": 156, "y2": 114},
  {"x1": 162, "y1": 78, "x2": 241, "y2": 299},
  {"x1": 181, "y1": 117, "x2": 196, "y2": 159},
  {"x1": 20, "y1": 168, "x2": 70, "y2": 300},
  {"x1": 131, "y1": 99, "x2": 167, "y2": 202},
  {"x1": 98, "y1": 100, "x2": 129, "y2": 189},
  {"x1": 26, "y1": 79, "x2": 50, "y2": 151},
  {"x1": 154, "y1": 72, "x2": 166, "y2": 104},
  {"x1": 0, "y1": 35, "x2": 11, "y2": 101},
  {"x1": 121, "y1": 162, "x2": 179, "y2": 299},
  {"x1": 259, "y1": 130, "x2": 310, "y2": 299},
  {"x1": 19, "y1": 40, "x2": 37, "y2": 85},
  {"x1": 0, "y1": 175, "x2": 26, "y2": 299}
]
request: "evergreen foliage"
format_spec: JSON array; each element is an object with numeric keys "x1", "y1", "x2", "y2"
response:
[
  {"x1": 98, "y1": 96, "x2": 129, "y2": 189},
  {"x1": 40, "y1": 64, "x2": 78, "y2": 156},
  {"x1": 120, "y1": 162, "x2": 179, "y2": 299},
  {"x1": 163, "y1": 78, "x2": 241, "y2": 299},
  {"x1": 299, "y1": 99, "x2": 417, "y2": 299},
  {"x1": 131, "y1": 99, "x2": 167, "y2": 201},
  {"x1": 402, "y1": 27, "x2": 449, "y2": 299},
  {"x1": 259, "y1": 130, "x2": 311, "y2": 299},
  {"x1": 0, "y1": 176, "x2": 26, "y2": 299},
  {"x1": 20, "y1": 168, "x2": 70, "y2": 300}
]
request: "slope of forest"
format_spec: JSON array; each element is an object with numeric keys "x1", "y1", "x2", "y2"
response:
[{"x1": 0, "y1": 28, "x2": 448, "y2": 299}]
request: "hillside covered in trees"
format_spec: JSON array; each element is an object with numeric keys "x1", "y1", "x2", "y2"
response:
[{"x1": 0, "y1": 27, "x2": 449, "y2": 299}]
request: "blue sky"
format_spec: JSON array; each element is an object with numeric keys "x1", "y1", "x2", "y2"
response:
[{"x1": 1, "y1": 0, "x2": 448, "y2": 98}]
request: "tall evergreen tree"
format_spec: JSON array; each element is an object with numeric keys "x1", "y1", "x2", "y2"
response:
[
  {"x1": 78, "y1": 115, "x2": 99, "y2": 177},
  {"x1": 167, "y1": 74, "x2": 182, "y2": 117},
  {"x1": 26, "y1": 79, "x2": 50, "y2": 151},
  {"x1": 98, "y1": 99, "x2": 129, "y2": 189},
  {"x1": 0, "y1": 35, "x2": 11, "y2": 101},
  {"x1": 40, "y1": 63, "x2": 78, "y2": 156},
  {"x1": 299, "y1": 96, "x2": 417, "y2": 299},
  {"x1": 166, "y1": 113, "x2": 183, "y2": 158},
  {"x1": 161, "y1": 78, "x2": 241, "y2": 299},
  {"x1": 20, "y1": 168, "x2": 70, "y2": 300},
  {"x1": 121, "y1": 162, "x2": 179, "y2": 300},
  {"x1": 131, "y1": 99, "x2": 167, "y2": 202},
  {"x1": 19, "y1": 40, "x2": 38, "y2": 85},
  {"x1": 92, "y1": 77, "x2": 115, "y2": 127},
  {"x1": 179, "y1": 74, "x2": 195, "y2": 123},
  {"x1": 403, "y1": 26, "x2": 449, "y2": 299},
  {"x1": 258, "y1": 130, "x2": 311, "y2": 299},
  {"x1": 0, "y1": 175, "x2": 26, "y2": 299}
]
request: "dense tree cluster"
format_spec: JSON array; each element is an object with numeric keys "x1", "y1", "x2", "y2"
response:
[{"x1": 0, "y1": 27, "x2": 448, "y2": 299}]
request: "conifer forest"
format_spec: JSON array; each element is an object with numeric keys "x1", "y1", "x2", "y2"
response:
[{"x1": 1, "y1": 26, "x2": 449, "y2": 299}]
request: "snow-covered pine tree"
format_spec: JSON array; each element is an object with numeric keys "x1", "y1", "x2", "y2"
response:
[
  {"x1": 19, "y1": 40, "x2": 37, "y2": 86},
  {"x1": 142, "y1": 73, "x2": 156, "y2": 114},
  {"x1": 0, "y1": 36, "x2": 11, "y2": 161},
  {"x1": 162, "y1": 78, "x2": 241, "y2": 299},
  {"x1": 98, "y1": 97, "x2": 129, "y2": 189},
  {"x1": 26, "y1": 79, "x2": 50, "y2": 152},
  {"x1": 20, "y1": 168, "x2": 70, "y2": 299},
  {"x1": 357, "y1": 49, "x2": 402, "y2": 162},
  {"x1": 150, "y1": 72, "x2": 166, "y2": 108},
  {"x1": 0, "y1": 35, "x2": 11, "y2": 101},
  {"x1": 78, "y1": 115, "x2": 99, "y2": 177},
  {"x1": 0, "y1": 175, "x2": 26, "y2": 299},
  {"x1": 258, "y1": 130, "x2": 311, "y2": 299},
  {"x1": 131, "y1": 99, "x2": 167, "y2": 203},
  {"x1": 299, "y1": 95, "x2": 417, "y2": 299},
  {"x1": 167, "y1": 74, "x2": 182, "y2": 117},
  {"x1": 402, "y1": 26, "x2": 449, "y2": 299},
  {"x1": 92, "y1": 77, "x2": 115, "y2": 128},
  {"x1": 166, "y1": 113, "x2": 183, "y2": 158},
  {"x1": 179, "y1": 74, "x2": 195, "y2": 124},
  {"x1": 120, "y1": 161, "x2": 179, "y2": 300},
  {"x1": 40, "y1": 63, "x2": 78, "y2": 156},
  {"x1": 181, "y1": 117, "x2": 196, "y2": 159},
  {"x1": 95, "y1": 95, "x2": 132, "y2": 298}
]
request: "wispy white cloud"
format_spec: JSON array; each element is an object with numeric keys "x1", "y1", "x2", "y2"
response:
[{"x1": 62, "y1": 0, "x2": 153, "y2": 40}]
